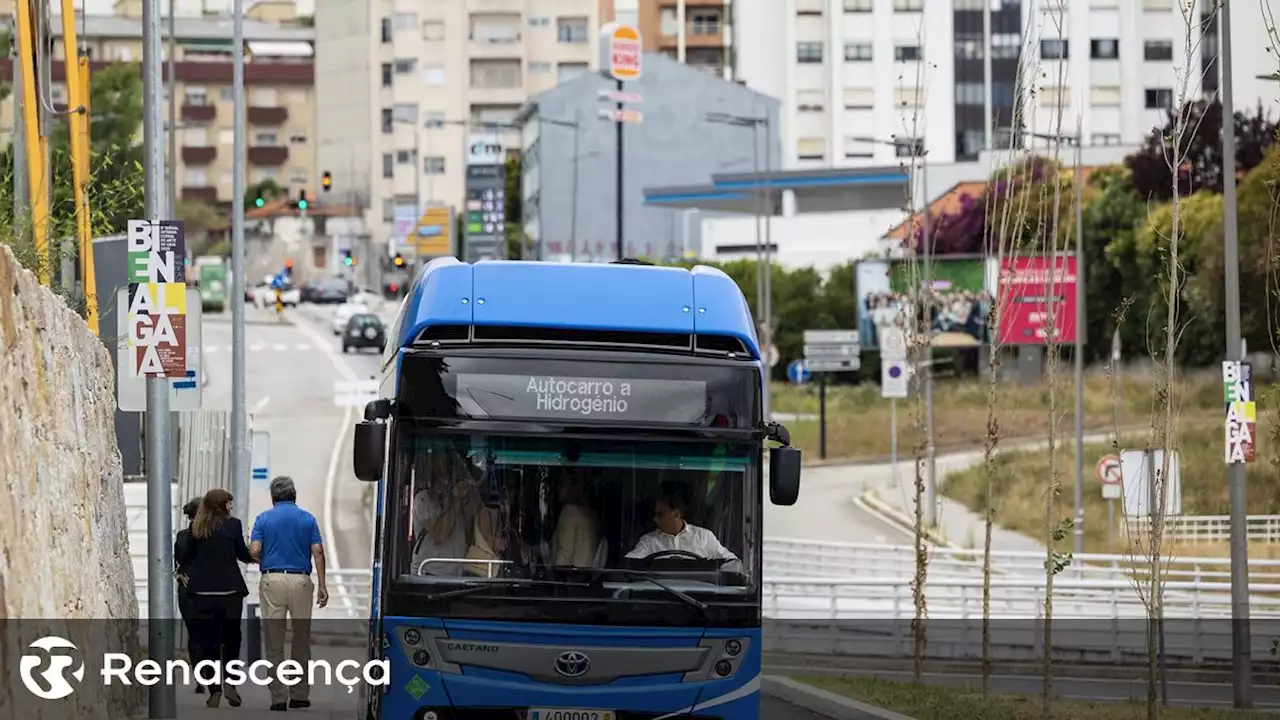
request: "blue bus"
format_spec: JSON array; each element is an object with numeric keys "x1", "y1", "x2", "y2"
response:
[{"x1": 352, "y1": 257, "x2": 802, "y2": 720}]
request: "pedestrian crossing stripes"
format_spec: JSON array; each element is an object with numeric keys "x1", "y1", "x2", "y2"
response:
[{"x1": 204, "y1": 344, "x2": 313, "y2": 353}]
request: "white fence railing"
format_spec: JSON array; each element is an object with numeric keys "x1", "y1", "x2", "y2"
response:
[
  {"x1": 763, "y1": 538, "x2": 1280, "y2": 585},
  {"x1": 1127, "y1": 515, "x2": 1280, "y2": 544}
]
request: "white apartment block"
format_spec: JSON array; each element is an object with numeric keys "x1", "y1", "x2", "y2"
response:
[
  {"x1": 316, "y1": 0, "x2": 601, "y2": 259},
  {"x1": 734, "y1": 0, "x2": 1280, "y2": 173}
]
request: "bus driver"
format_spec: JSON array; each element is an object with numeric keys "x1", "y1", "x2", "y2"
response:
[{"x1": 626, "y1": 485, "x2": 739, "y2": 567}]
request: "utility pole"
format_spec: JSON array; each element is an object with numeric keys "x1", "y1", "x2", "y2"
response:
[
  {"x1": 141, "y1": 0, "x2": 176, "y2": 714},
  {"x1": 615, "y1": 79, "x2": 625, "y2": 261},
  {"x1": 1072, "y1": 117, "x2": 1086, "y2": 558},
  {"x1": 1220, "y1": 0, "x2": 1252, "y2": 708},
  {"x1": 229, "y1": 0, "x2": 249, "y2": 520},
  {"x1": 167, "y1": 0, "x2": 176, "y2": 215}
]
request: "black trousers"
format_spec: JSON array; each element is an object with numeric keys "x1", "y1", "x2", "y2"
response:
[
  {"x1": 177, "y1": 588, "x2": 198, "y2": 657},
  {"x1": 191, "y1": 594, "x2": 244, "y2": 691}
]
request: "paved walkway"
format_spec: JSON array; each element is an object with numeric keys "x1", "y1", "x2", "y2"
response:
[{"x1": 860, "y1": 431, "x2": 1121, "y2": 555}]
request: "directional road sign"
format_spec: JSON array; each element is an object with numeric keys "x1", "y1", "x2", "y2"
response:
[
  {"x1": 787, "y1": 359, "x2": 811, "y2": 385},
  {"x1": 599, "y1": 108, "x2": 643, "y2": 124},
  {"x1": 599, "y1": 89, "x2": 642, "y2": 103},
  {"x1": 335, "y1": 379, "x2": 380, "y2": 408},
  {"x1": 803, "y1": 329, "x2": 860, "y2": 373},
  {"x1": 251, "y1": 431, "x2": 270, "y2": 483}
]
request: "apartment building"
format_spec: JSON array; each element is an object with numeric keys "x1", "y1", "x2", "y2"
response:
[
  {"x1": 315, "y1": 0, "x2": 601, "y2": 262},
  {"x1": 733, "y1": 0, "x2": 1278, "y2": 172},
  {"x1": 0, "y1": 0, "x2": 317, "y2": 208}
]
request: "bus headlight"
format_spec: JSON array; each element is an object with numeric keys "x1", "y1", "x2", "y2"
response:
[
  {"x1": 724, "y1": 639, "x2": 742, "y2": 657},
  {"x1": 412, "y1": 650, "x2": 430, "y2": 667},
  {"x1": 714, "y1": 660, "x2": 732, "y2": 677},
  {"x1": 405, "y1": 629, "x2": 422, "y2": 646}
]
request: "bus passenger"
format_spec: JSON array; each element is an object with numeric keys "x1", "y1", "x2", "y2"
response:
[
  {"x1": 626, "y1": 485, "x2": 739, "y2": 565},
  {"x1": 411, "y1": 454, "x2": 478, "y2": 576},
  {"x1": 551, "y1": 470, "x2": 601, "y2": 567}
]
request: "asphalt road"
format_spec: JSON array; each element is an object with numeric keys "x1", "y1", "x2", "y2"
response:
[{"x1": 200, "y1": 304, "x2": 378, "y2": 573}]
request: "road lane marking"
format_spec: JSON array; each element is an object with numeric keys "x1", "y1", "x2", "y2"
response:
[
  {"x1": 294, "y1": 317, "x2": 361, "y2": 616},
  {"x1": 295, "y1": 343, "x2": 312, "y2": 351},
  {"x1": 272, "y1": 343, "x2": 288, "y2": 351}
]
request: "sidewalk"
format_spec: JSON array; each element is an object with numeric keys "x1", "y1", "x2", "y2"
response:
[{"x1": 858, "y1": 431, "x2": 1120, "y2": 554}]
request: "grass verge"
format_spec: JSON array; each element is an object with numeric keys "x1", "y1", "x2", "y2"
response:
[
  {"x1": 773, "y1": 373, "x2": 1221, "y2": 463},
  {"x1": 943, "y1": 421, "x2": 1278, "y2": 557},
  {"x1": 793, "y1": 675, "x2": 1263, "y2": 719}
]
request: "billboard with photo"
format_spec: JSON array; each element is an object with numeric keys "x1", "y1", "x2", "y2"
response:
[
  {"x1": 996, "y1": 255, "x2": 1078, "y2": 345},
  {"x1": 855, "y1": 257, "x2": 997, "y2": 350}
]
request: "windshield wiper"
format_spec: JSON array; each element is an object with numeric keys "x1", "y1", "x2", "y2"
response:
[
  {"x1": 421, "y1": 579, "x2": 582, "y2": 602},
  {"x1": 607, "y1": 570, "x2": 709, "y2": 614}
]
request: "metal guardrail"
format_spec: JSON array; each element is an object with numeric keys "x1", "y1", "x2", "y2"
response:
[
  {"x1": 763, "y1": 537, "x2": 1280, "y2": 585},
  {"x1": 1127, "y1": 514, "x2": 1280, "y2": 543}
]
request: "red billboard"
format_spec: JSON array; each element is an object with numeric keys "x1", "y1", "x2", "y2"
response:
[{"x1": 996, "y1": 255, "x2": 1078, "y2": 345}]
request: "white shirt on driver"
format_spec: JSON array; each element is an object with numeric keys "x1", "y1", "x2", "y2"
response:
[{"x1": 626, "y1": 523, "x2": 738, "y2": 561}]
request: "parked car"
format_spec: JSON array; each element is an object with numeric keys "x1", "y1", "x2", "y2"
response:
[
  {"x1": 342, "y1": 313, "x2": 386, "y2": 353},
  {"x1": 332, "y1": 301, "x2": 369, "y2": 335},
  {"x1": 311, "y1": 278, "x2": 351, "y2": 304}
]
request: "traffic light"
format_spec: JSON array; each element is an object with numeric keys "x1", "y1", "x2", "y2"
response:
[
  {"x1": 393, "y1": 253, "x2": 404, "y2": 267},
  {"x1": 322, "y1": 171, "x2": 332, "y2": 192},
  {"x1": 297, "y1": 188, "x2": 308, "y2": 211},
  {"x1": 342, "y1": 250, "x2": 353, "y2": 267},
  {"x1": 254, "y1": 196, "x2": 265, "y2": 208}
]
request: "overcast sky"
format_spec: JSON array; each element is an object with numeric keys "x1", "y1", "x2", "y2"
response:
[{"x1": 76, "y1": 0, "x2": 315, "y2": 19}]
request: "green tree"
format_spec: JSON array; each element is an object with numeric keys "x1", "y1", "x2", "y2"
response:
[
  {"x1": 503, "y1": 154, "x2": 531, "y2": 259},
  {"x1": 246, "y1": 178, "x2": 284, "y2": 208},
  {"x1": 1081, "y1": 166, "x2": 1147, "y2": 361}
]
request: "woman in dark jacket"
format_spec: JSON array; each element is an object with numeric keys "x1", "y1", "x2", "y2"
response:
[
  {"x1": 182, "y1": 488, "x2": 254, "y2": 708},
  {"x1": 173, "y1": 497, "x2": 203, "y2": 694}
]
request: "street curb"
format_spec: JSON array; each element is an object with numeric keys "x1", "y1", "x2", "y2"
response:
[
  {"x1": 855, "y1": 491, "x2": 962, "y2": 549},
  {"x1": 762, "y1": 676, "x2": 916, "y2": 720}
]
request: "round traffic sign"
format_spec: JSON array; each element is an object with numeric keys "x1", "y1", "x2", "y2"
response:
[
  {"x1": 881, "y1": 326, "x2": 907, "y2": 359},
  {"x1": 1095, "y1": 454, "x2": 1122, "y2": 485},
  {"x1": 888, "y1": 365, "x2": 902, "y2": 379},
  {"x1": 787, "y1": 360, "x2": 811, "y2": 385}
]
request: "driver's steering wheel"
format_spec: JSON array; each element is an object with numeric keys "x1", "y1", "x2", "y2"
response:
[{"x1": 643, "y1": 549, "x2": 705, "y2": 562}]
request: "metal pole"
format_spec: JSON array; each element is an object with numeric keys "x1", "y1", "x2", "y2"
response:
[
  {"x1": 891, "y1": 398, "x2": 900, "y2": 492},
  {"x1": 412, "y1": 124, "x2": 421, "y2": 270},
  {"x1": 142, "y1": 0, "x2": 176, "y2": 713},
  {"x1": 982, "y1": 0, "x2": 992, "y2": 151},
  {"x1": 1220, "y1": 0, "x2": 1252, "y2": 708},
  {"x1": 229, "y1": 0, "x2": 249, "y2": 521},
  {"x1": 12, "y1": 48, "x2": 28, "y2": 241},
  {"x1": 1072, "y1": 118, "x2": 1085, "y2": 557},
  {"x1": 167, "y1": 0, "x2": 176, "y2": 215},
  {"x1": 818, "y1": 372, "x2": 827, "y2": 460},
  {"x1": 922, "y1": 156, "x2": 937, "y2": 529},
  {"x1": 569, "y1": 114, "x2": 579, "y2": 263},
  {"x1": 750, "y1": 122, "x2": 763, "y2": 339},
  {"x1": 762, "y1": 115, "x2": 774, "y2": 417},
  {"x1": 615, "y1": 79, "x2": 624, "y2": 260},
  {"x1": 1106, "y1": 499, "x2": 1113, "y2": 555}
]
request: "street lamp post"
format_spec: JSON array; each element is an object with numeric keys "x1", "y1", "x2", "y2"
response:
[
  {"x1": 705, "y1": 111, "x2": 774, "y2": 415},
  {"x1": 850, "y1": 134, "x2": 938, "y2": 528},
  {"x1": 1024, "y1": 127, "x2": 1087, "y2": 559}
]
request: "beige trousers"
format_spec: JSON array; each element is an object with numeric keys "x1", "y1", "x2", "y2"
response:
[{"x1": 259, "y1": 573, "x2": 314, "y2": 704}]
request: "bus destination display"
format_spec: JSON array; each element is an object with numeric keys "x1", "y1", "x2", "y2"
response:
[{"x1": 455, "y1": 374, "x2": 708, "y2": 424}]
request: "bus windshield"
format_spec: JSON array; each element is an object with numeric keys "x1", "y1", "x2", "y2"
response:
[{"x1": 387, "y1": 428, "x2": 758, "y2": 623}]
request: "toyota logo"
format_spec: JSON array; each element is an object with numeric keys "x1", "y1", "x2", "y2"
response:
[{"x1": 553, "y1": 651, "x2": 591, "y2": 678}]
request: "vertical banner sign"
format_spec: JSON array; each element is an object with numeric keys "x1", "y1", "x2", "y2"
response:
[
  {"x1": 126, "y1": 219, "x2": 187, "y2": 377},
  {"x1": 463, "y1": 133, "x2": 506, "y2": 261},
  {"x1": 996, "y1": 255, "x2": 1078, "y2": 345},
  {"x1": 1223, "y1": 361, "x2": 1256, "y2": 463}
]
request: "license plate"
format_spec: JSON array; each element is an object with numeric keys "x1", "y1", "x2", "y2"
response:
[{"x1": 528, "y1": 709, "x2": 614, "y2": 720}]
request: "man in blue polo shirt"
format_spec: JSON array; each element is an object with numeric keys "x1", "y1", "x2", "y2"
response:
[{"x1": 250, "y1": 476, "x2": 329, "y2": 711}]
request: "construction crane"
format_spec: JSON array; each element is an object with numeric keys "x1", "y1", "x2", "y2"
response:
[{"x1": 13, "y1": 0, "x2": 98, "y2": 333}]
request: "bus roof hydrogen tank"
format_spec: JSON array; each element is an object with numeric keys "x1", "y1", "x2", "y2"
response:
[{"x1": 352, "y1": 258, "x2": 801, "y2": 720}]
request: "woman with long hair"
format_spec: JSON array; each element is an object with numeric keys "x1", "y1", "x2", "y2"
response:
[
  {"x1": 181, "y1": 488, "x2": 254, "y2": 708},
  {"x1": 174, "y1": 497, "x2": 204, "y2": 694}
]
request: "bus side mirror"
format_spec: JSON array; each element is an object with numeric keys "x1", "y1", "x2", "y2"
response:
[
  {"x1": 354, "y1": 421, "x2": 386, "y2": 482},
  {"x1": 769, "y1": 446, "x2": 801, "y2": 506}
]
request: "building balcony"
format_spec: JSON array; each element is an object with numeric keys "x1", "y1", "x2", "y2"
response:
[
  {"x1": 247, "y1": 106, "x2": 289, "y2": 125},
  {"x1": 182, "y1": 186, "x2": 219, "y2": 204},
  {"x1": 248, "y1": 146, "x2": 289, "y2": 165},
  {"x1": 181, "y1": 146, "x2": 217, "y2": 165},
  {"x1": 181, "y1": 104, "x2": 217, "y2": 122}
]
